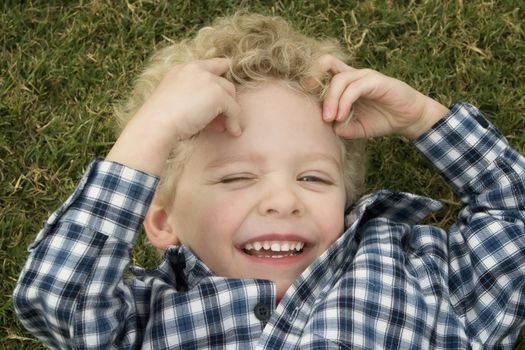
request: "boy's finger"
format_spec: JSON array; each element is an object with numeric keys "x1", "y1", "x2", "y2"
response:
[
  {"x1": 317, "y1": 54, "x2": 355, "y2": 75},
  {"x1": 323, "y1": 73, "x2": 351, "y2": 121},
  {"x1": 308, "y1": 55, "x2": 355, "y2": 93},
  {"x1": 215, "y1": 77, "x2": 236, "y2": 98},
  {"x1": 210, "y1": 114, "x2": 226, "y2": 133},
  {"x1": 336, "y1": 76, "x2": 386, "y2": 121},
  {"x1": 200, "y1": 57, "x2": 232, "y2": 75},
  {"x1": 336, "y1": 83, "x2": 365, "y2": 121},
  {"x1": 323, "y1": 70, "x2": 368, "y2": 121},
  {"x1": 221, "y1": 96, "x2": 242, "y2": 136},
  {"x1": 334, "y1": 118, "x2": 367, "y2": 139}
]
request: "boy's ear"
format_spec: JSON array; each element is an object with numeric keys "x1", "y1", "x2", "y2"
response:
[{"x1": 143, "y1": 197, "x2": 181, "y2": 250}]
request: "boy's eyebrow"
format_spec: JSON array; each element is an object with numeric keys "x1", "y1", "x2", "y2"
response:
[
  {"x1": 204, "y1": 153, "x2": 342, "y2": 170},
  {"x1": 303, "y1": 153, "x2": 342, "y2": 170},
  {"x1": 204, "y1": 154, "x2": 264, "y2": 169}
]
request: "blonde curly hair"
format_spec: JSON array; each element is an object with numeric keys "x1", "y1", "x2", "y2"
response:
[{"x1": 115, "y1": 12, "x2": 366, "y2": 207}]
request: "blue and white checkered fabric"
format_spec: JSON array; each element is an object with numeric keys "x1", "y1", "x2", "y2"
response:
[{"x1": 13, "y1": 103, "x2": 525, "y2": 349}]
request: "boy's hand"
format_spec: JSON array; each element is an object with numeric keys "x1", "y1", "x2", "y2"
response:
[
  {"x1": 133, "y1": 58, "x2": 241, "y2": 140},
  {"x1": 318, "y1": 55, "x2": 449, "y2": 140},
  {"x1": 106, "y1": 58, "x2": 241, "y2": 175}
]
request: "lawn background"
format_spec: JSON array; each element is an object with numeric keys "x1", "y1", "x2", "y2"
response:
[{"x1": 1, "y1": 0, "x2": 524, "y2": 348}]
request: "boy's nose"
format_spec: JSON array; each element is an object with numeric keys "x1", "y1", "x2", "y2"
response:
[{"x1": 257, "y1": 182, "x2": 305, "y2": 217}]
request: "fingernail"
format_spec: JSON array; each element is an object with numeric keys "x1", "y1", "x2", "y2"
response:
[
  {"x1": 234, "y1": 125, "x2": 242, "y2": 136},
  {"x1": 323, "y1": 109, "x2": 332, "y2": 121}
]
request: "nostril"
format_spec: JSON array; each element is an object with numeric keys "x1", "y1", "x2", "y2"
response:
[{"x1": 258, "y1": 189, "x2": 304, "y2": 216}]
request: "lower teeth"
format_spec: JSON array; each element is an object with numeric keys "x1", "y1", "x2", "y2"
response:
[{"x1": 244, "y1": 250, "x2": 302, "y2": 258}]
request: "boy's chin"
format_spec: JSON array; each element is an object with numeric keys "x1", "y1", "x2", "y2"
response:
[
  {"x1": 251, "y1": 271, "x2": 307, "y2": 303},
  {"x1": 275, "y1": 280, "x2": 295, "y2": 303}
]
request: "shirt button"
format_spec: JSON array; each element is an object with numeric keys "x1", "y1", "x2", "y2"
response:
[{"x1": 253, "y1": 303, "x2": 271, "y2": 322}]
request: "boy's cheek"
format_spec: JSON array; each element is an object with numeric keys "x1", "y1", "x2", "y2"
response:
[
  {"x1": 323, "y1": 212, "x2": 346, "y2": 241},
  {"x1": 313, "y1": 199, "x2": 346, "y2": 240},
  {"x1": 200, "y1": 192, "x2": 253, "y2": 227}
]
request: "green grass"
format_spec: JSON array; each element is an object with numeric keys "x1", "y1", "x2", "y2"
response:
[{"x1": 1, "y1": 1, "x2": 524, "y2": 348}]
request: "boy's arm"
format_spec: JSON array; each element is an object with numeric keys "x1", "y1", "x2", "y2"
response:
[
  {"x1": 106, "y1": 58, "x2": 241, "y2": 175},
  {"x1": 413, "y1": 103, "x2": 525, "y2": 345},
  {"x1": 316, "y1": 54, "x2": 449, "y2": 140},
  {"x1": 13, "y1": 58, "x2": 242, "y2": 347},
  {"x1": 320, "y1": 55, "x2": 525, "y2": 344},
  {"x1": 13, "y1": 160, "x2": 159, "y2": 348}
]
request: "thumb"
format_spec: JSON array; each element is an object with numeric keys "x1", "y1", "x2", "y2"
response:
[{"x1": 210, "y1": 114, "x2": 226, "y2": 133}]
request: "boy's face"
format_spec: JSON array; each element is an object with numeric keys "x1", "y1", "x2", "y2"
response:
[{"x1": 167, "y1": 81, "x2": 346, "y2": 299}]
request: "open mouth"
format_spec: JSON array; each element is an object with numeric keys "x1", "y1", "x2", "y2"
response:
[{"x1": 242, "y1": 241, "x2": 305, "y2": 259}]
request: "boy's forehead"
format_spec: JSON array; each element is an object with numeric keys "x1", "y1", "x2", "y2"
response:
[
  {"x1": 238, "y1": 81, "x2": 320, "y2": 110},
  {"x1": 203, "y1": 152, "x2": 342, "y2": 170},
  {"x1": 191, "y1": 82, "x2": 343, "y2": 167},
  {"x1": 235, "y1": 82, "x2": 324, "y2": 128}
]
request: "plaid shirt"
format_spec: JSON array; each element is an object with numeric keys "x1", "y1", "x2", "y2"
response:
[{"x1": 13, "y1": 103, "x2": 525, "y2": 349}]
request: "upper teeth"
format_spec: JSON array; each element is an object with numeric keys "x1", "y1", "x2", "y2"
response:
[{"x1": 243, "y1": 241, "x2": 304, "y2": 252}]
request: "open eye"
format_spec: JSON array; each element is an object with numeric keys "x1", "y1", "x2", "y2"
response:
[{"x1": 297, "y1": 175, "x2": 332, "y2": 185}]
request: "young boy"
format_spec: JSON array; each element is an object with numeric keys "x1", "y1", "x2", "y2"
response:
[{"x1": 13, "y1": 13, "x2": 525, "y2": 349}]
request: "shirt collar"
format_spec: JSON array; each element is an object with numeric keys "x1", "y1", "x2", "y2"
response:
[
  {"x1": 164, "y1": 245, "x2": 214, "y2": 291},
  {"x1": 162, "y1": 190, "x2": 442, "y2": 297},
  {"x1": 348, "y1": 189, "x2": 443, "y2": 227},
  {"x1": 272, "y1": 189, "x2": 443, "y2": 325}
]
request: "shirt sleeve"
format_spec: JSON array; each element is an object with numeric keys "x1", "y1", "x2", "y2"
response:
[
  {"x1": 12, "y1": 159, "x2": 159, "y2": 349},
  {"x1": 414, "y1": 102, "x2": 525, "y2": 346}
]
